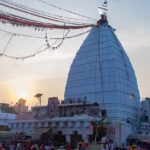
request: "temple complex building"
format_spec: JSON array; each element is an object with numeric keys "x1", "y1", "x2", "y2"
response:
[{"x1": 8, "y1": 1, "x2": 149, "y2": 146}]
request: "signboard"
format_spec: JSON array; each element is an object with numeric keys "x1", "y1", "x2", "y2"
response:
[{"x1": 48, "y1": 97, "x2": 60, "y2": 117}]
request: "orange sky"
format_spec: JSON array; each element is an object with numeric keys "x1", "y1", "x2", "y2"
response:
[{"x1": 0, "y1": 0, "x2": 150, "y2": 106}]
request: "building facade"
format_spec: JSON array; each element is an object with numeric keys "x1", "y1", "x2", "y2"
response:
[
  {"x1": 9, "y1": 98, "x2": 101, "y2": 144},
  {"x1": 0, "y1": 103, "x2": 16, "y2": 129},
  {"x1": 141, "y1": 98, "x2": 150, "y2": 122}
]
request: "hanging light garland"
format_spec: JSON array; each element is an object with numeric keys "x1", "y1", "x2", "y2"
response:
[
  {"x1": 0, "y1": 1, "x2": 95, "y2": 29},
  {"x1": 45, "y1": 29, "x2": 70, "y2": 50},
  {"x1": 0, "y1": 28, "x2": 91, "y2": 40},
  {"x1": 0, "y1": 27, "x2": 91, "y2": 60},
  {"x1": 0, "y1": 0, "x2": 97, "y2": 60}
]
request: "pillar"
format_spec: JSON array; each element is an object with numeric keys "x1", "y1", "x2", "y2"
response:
[
  {"x1": 66, "y1": 134, "x2": 71, "y2": 143},
  {"x1": 82, "y1": 134, "x2": 89, "y2": 143}
]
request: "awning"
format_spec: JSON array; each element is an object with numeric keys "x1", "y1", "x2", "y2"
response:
[
  {"x1": 101, "y1": 118, "x2": 111, "y2": 124},
  {"x1": 127, "y1": 134, "x2": 150, "y2": 141},
  {"x1": 26, "y1": 128, "x2": 50, "y2": 140},
  {"x1": 140, "y1": 140, "x2": 150, "y2": 144},
  {"x1": 0, "y1": 131, "x2": 16, "y2": 140}
]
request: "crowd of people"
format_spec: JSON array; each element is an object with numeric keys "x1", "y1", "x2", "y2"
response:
[
  {"x1": 99, "y1": 141, "x2": 149, "y2": 150},
  {"x1": 0, "y1": 142, "x2": 56, "y2": 150},
  {"x1": 0, "y1": 140, "x2": 149, "y2": 150},
  {"x1": 0, "y1": 141, "x2": 88, "y2": 150},
  {"x1": 0, "y1": 141, "x2": 89, "y2": 150}
]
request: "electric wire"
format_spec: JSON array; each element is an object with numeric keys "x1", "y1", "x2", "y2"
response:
[
  {"x1": 2, "y1": 33, "x2": 14, "y2": 53},
  {"x1": 2, "y1": 45, "x2": 48, "y2": 60},
  {"x1": 38, "y1": 0, "x2": 96, "y2": 21}
]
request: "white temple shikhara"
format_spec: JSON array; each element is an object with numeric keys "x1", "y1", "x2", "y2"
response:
[{"x1": 65, "y1": 0, "x2": 141, "y2": 144}]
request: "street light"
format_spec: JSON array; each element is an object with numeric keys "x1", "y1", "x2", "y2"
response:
[{"x1": 34, "y1": 93, "x2": 43, "y2": 107}]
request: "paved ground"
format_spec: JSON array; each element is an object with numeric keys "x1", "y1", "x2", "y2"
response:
[
  {"x1": 87, "y1": 144, "x2": 100, "y2": 150},
  {"x1": 57, "y1": 144, "x2": 101, "y2": 150}
]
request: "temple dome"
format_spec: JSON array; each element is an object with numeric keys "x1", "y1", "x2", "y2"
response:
[{"x1": 64, "y1": 20, "x2": 140, "y2": 120}]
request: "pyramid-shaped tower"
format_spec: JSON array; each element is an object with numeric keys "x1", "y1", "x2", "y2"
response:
[{"x1": 65, "y1": 12, "x2": 140, "y2": 121}]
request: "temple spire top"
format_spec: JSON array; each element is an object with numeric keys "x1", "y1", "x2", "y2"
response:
[{"x1": 98, "y1": 0, "x2": 108, "y2": 17}]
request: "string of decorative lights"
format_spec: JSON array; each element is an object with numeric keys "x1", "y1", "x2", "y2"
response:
[
  {"x1": 0, "y1": 26, "x2": 92, "y2": 59},
  {"x1": 0, "y1": 0, "x2": 95, "y2": 24},
  {"x1": 0, "y1": 0, "x2": 97, "y2": 60},
  {"x1": 0, "y1": 1, "x2": 95, "y2": 29},
  {"x1": 0, "y1": 28, "x2": 91, "y2": 40},
  {"x1": 0, "y1": 11, "x2": 94, "y2": 29},
  {"x1": 45, "y1": 29, "x2": 70, "y2": 50},
  {"x1": 0, "y1": 29, "x2": 71, "y2": 60},
  {"x1": 0, "y1": 2, "x2": 84, "y2": 26},
  {"x1": 1, "y1": 40, "x2": 65, "y2": 60},
  {"x1": 0, "y1": 4, "x2": 82, "y2": 26}
]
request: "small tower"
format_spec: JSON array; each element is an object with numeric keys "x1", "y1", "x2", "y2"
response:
[
  {"x1": 98, "y1": 0, "x2": 108, "y2": 16},
  {"x1": 98, "y1": 0, "x2": 108, "y2": 24}
]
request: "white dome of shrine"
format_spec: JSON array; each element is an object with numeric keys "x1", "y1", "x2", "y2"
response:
[{"x1": 64, "y1": 14, "x2": 140, "y2": 120}]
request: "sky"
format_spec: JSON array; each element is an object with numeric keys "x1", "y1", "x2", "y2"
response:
[{"x1": 0, "y1": 0, "x2": 150, "y2": 106}]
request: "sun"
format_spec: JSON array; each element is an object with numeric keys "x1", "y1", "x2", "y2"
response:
[{"x1": 18, "y1": 90, "x2": 29, "y2": 99}]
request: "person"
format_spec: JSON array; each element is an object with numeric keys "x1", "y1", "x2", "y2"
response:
[
  {"x1": 0, "y1": 143, "x2": 2, "y2": 150},
  {"x1": 121, "y1": 143, "x2": 127, "y2": 150},
  {"x1": 80, "y1": 140, "x2": 88, "y2": 150},
  {"x1": 131, "y1": 145, "x2": 137, "y2": 150},
  {"x1": 101, "y1": 137, "x2": 110, "y2": 150},
  {"x1": 50, "y1": 144, "x2": 56, "y2": 150},
  {"x1": 34, "y1": 144, "x2": 39, "y2": 150},
  {"x1": 109, "y1": 140, "x2": 114, "y2": 150},
  {"x1": 45, "y1": 144, "x2": 50, "y2": 150},
  {"x1": 31, "y1": 143, "x2": 36, "y2": 150},
  {"x1": 31, "y1": 143, "x2": 40, "y2": 150},
  {"x1": 105, "y1": 143, "x2": 109, "y2": 150},
  {"x1": 78, "y1": 143, "x2": 84, "y2": 150},
  {"x1": 66, "y1": 143, "x2": 71, "y2": 150},
  {"x1": 9, "y1": 143, "x2": 15, "y2": 150},
  {"x1": 39, "y1": 144, "x2": 44, "y2": 150},
  {"x1": 126, "y1": 145, "x2": 131, "y2": 150},
  {"x1": 83, "y1": 142, "x2": 88, "y2": 150},
  {"x1": 101, "y1": 143, "x2": 106, "y2": 150},
  {"x1": 16, "y1": 143, "x2": 22, "y2": 150}
]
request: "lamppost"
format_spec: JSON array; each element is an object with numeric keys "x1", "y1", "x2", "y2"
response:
[{"x1": 34, "y1": 93, "x2": 43, "y2": 107}]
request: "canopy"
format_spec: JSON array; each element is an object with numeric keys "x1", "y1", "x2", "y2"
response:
[
  {"x1": 0, "y1": 131, "x2": 16, "y2": 140},
  {"x1": 26, "y1": 128, "x2": 50, "y2": 140},
  {"x1": 127, "y1": 134, "x2": 150, "y2": 141}
]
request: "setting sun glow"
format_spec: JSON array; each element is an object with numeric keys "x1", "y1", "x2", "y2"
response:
[{"x1": 18, "y1": 90, "x2": 29, "y2": 100}]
